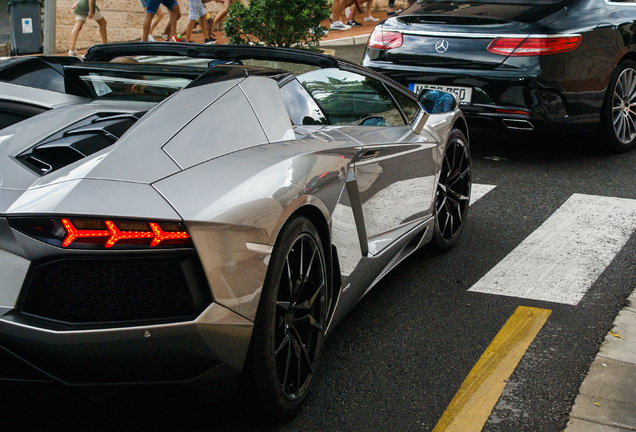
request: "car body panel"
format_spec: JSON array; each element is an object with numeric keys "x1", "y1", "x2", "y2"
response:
[
  {"x1": 0, "y1": 44, "x2": 468, "y2": 391},
  {"x1": 0, "y1": 301, "x2": 252, "y2": 384}
]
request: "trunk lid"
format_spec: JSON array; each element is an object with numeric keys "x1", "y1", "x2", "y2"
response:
[{"x1": 381, "y1": 1, "x2": 568, "y2": 69}]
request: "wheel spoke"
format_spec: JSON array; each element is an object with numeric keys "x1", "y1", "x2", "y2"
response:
[
  {"x1": 627, "y1": 114, "x2": 636, "y2": 135},
  {"x1": 297, "y1": 347, "x2": 302, "y2": 394},
  {"x1": 281, "y1": 338, "x2": 292, "y2": 388},
  {"x1": 448, "y1": 166, "x2": 471, "y2": 188},
  {"x1": 299, "y1": 238, "x2": 304, "y2": 284},
  {"x1": 300, "y1": 341, "x2": 315, "y2": 375},
  {"x1": 277, "y1": 301, "x2": 290, "y2": 311},
  {"x1": 276, "y1": 334, "x2": 290, "y2": 356},
  {"x1": 293, "y1": 312, "x2": 324, "y2": 332},
  {"x1": 436, "y1": 196, "x2": 447, "y2": 217},
  {"x1": 625, "y1": 69, "x2": 636, "y2": 98},
  {"x1": 299, "y1": 247, "x2": 317, "y2": 294},
  {"x1": 285, "y1": 258, "x2": 293, "y2": 299},
  {"x1": 619, "y1": 116, "x2": 627, "y2": 142},
  {"x1": 442, "y1": 211, "x2": 451, "y2": 235},
  {"x1": 295, "y1": 282, "x2": 326, "y2": 311}
]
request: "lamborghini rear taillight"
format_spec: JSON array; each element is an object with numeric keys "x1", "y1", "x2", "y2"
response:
[
  {"x1": 367, "y1": 30, "x2": 403, "y2": 50},
  {"x1": 487, "y1": 35, "x2": 581, "y2": 56},
  {"x1": 10, "y1": 217, "x2": 192, "y2": 249}
]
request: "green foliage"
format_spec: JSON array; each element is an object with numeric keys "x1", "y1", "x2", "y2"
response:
[{"x1": 224, "y1": 0, "x2": 330, "y2": 48}]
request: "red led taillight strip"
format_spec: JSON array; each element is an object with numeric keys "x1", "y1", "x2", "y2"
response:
[
  {"x1": 149, "y1": 223, "x2": 191, "y2": 247},
  {"x1": 104, "y1": 220, "x2": 154, "y2": 247},
  {"x1": 61, "y1": 219, "x2": 190, "y2": 248},
  {"x1": 61, "y1": 218, "x2": 109, "y2": 247}
]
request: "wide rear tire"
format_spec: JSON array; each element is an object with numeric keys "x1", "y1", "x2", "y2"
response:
[{"x1": 245, "y1": 216, "x2": 328, "y2": 419}]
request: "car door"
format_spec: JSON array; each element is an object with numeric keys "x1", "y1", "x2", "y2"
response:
[{"x1": 297, "y1": 68, "x2": 438, "y2": 256}]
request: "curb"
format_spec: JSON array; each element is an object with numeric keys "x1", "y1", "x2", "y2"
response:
[
  {"x1": 320, "y1": 34, "x2": 371, "y2": 47},
  {"x1": 565, "y1": 288, "x2": 636, "y2": 431}
]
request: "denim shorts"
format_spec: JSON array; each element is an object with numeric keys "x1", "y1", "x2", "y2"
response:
[{"x1": 145, "y1": 0, "x2": 178, "y2": 13}]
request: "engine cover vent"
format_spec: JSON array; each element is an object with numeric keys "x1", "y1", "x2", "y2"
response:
[{"x1": 16, "y1": 111, "x2": 144, "y2": 175}]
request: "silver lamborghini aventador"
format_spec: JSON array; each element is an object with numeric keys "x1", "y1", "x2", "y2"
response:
[{"x1": 0, "y1": 43, "x2": 471, "y2": 418}]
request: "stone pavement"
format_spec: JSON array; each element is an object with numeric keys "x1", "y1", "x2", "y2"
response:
[{"x1": 565, "y1": 288, "x2": 636, "y2": 431}]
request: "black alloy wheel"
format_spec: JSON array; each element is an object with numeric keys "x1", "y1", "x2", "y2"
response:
[
  {"x1": 602, "y1": 60, "x2": 636, "y2": 152},
  {"x1": 247, "y1": 216, "x2": 328, "y2": 418},
  {"x1": 432, "y1": 128, "x2": 471, "y2": 251}
]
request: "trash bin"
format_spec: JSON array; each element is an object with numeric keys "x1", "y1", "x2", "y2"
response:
[{"x1": 8, "y1": 0, "x2": 42, "y2": 56}]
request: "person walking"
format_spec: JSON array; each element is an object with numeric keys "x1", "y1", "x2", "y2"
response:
[
  {"x1": 139, "y1": 0, "x2": 171, "y2": 40},
  {"x1": 142, "y1": 0, "x2": 181, "y2": 42},
  {"x1": 69, "y1": 0, "x2": 107, "y2": 57},
  {"x1": 206, "y1": 0, "x2": 234, "y2": 43},
  {"x1": 184, "y1": 0, "x2": 210, "y2": 43},
  {"x1": 344, "y1": 0, "x2": 378, "y2": 26},
  {"x1": 330, "y1": 0, "x2": 351, "y2": 31}
]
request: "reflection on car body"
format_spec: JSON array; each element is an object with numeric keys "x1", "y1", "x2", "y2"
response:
[{"x1": 0, "y1": 43, "x2": 471, "y2": 418}]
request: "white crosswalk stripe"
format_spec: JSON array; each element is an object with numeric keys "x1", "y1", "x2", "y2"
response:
[
  {"x1": 469, "y1": 193, "x2": 636, "y2": 305},
  {"x1": 470, "y1": 183, "x2": 496, "y2": 206}
]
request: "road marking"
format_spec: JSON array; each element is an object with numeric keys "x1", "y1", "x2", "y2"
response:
[
  {"x1": 469, "y1": 193, "x2": 636, "y2": 305},
  {"x1": 470, "y1": 184, "x2": 496, "y2": 205},
  {"x1": 433, "y1": 306, "x2": 551, "y2": 432}
]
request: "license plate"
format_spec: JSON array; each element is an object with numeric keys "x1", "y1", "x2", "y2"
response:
[{"x1": 409, "y1": 83, "x2": 473, "y2": 105}]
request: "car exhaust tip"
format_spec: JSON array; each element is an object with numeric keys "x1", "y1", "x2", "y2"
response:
[{"x1": 503, "y1": 119, "x2": 534, "y2": 131}]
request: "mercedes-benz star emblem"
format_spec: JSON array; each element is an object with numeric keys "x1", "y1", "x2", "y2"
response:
[{"x1": 435, "y1": 39, "x2": 449, "y2": 53}]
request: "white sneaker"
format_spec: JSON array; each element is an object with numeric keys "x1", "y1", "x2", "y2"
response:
[
  {"x1": 68, "y1": 50, "x2": 79, "y2": 57},
  {"x1": 363, "y1": 16, "x2": 380, "y2": 22},
  {"x1": 148, "y1": 34, "x2": 155, "y2": 41},
  {"x1": 330, "y1": 21, "x2": 351, "y2": 30}
]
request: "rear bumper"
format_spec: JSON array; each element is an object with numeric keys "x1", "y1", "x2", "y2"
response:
[
  {"x1": 0, "y1": 302, "x2": 252, "y2": 389},
  {"x1": 0, "y1": 217, "x2": 254, "y2": 392},
  {"x1": 363, "y1": 57, "x2": 602, "y2": 133}
]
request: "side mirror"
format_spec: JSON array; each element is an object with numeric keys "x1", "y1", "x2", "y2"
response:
[
  {"x1": 418, "y1": 89, "x2": 458, "y2": 114},
  {"x1": 358, "y1": 116, "x2": 386, "y2": 126}
]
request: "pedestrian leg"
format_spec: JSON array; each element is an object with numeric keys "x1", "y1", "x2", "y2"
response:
[{"x1": 96, "y1": 16, "x2": 107, "y2": 43}]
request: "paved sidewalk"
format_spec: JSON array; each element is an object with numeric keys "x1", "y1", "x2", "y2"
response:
[{"x1": 565, "y1": 288, "x2": 636, "y2": 431}]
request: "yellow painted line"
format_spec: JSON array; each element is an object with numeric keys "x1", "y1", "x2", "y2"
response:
[{"x1": 433, "y1": 306, "x2": 552, "y2": 432}]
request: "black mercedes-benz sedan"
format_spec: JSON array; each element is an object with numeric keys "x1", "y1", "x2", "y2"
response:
[{"x1": 362, "y1": 0, "x2": 636, "y2": 152}]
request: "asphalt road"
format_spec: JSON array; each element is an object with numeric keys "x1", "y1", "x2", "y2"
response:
[{"x1": 3, "y1": 45, "x2": 636, "y2": 432}]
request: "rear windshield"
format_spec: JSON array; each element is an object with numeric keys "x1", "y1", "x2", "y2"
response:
[{"x1": 77, "y1": 71, "x2": 191, "y2": 102}]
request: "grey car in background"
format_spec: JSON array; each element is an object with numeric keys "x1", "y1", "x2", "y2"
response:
[{"x1": 0, "y1": 43, "x2": 471, "y2": 418}]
